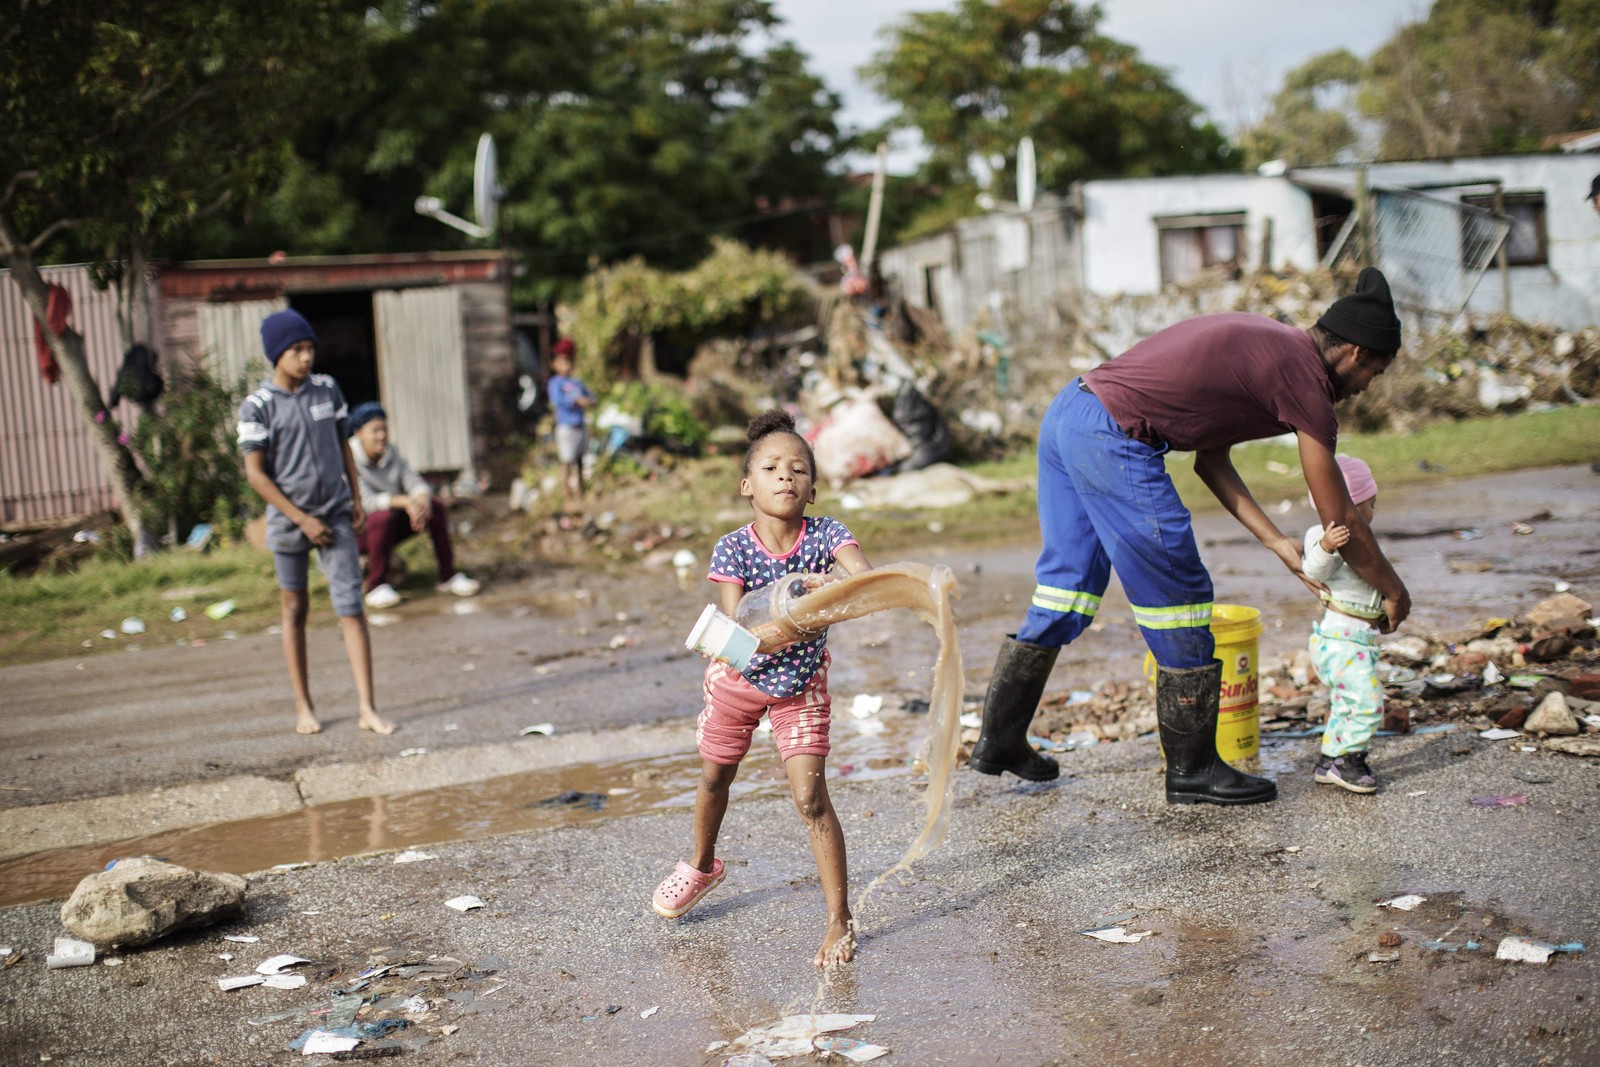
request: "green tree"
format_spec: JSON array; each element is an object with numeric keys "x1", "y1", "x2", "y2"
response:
[
  {"x1": 1238, "y1": 50, "x2": 1367, "y2": 169},
  {"x1": 863, "y1": 0, "x2": 1235, "y2": 236},
  {"x1": 0, "y1": 0, "x2": 359, "y2": 548},
  {"x1": 1361, "y1": 0, "x2": 1600, "y2": 158},
  {"x1": 178, "y1": 0, "x2": 847, "y2": 300}
]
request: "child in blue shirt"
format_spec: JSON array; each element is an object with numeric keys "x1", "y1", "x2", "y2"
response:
[
  {"x1": 239, "y1": 309, "x2": 396, "y2": 736},
  {"x1": 547, "y1": 339, "x2": 593, "y2": 528}
]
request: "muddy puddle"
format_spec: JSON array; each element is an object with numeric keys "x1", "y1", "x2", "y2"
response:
[{"x1": 0, "y1": 705, "x2": 946, "y2": 909}]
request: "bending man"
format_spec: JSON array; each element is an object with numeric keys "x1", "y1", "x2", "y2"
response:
[{"x1": 970, "y1": 268, "x2": 1411, "y2": 806}]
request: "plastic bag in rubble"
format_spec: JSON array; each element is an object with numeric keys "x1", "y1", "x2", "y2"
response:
[
  {"x1": 808, "y1": 398, "x2": 911, "y2": 486},
  {"x1": 883, "y1": 384, "x2": 951, "y2": 475}
]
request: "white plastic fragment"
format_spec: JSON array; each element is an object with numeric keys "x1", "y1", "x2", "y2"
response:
[
  {"x1": 256, "y1": 954, "x2": 311, "y2": 975},
  {"x1": 1377, "y1": 894, "x2": 1426, "y2": 911},
  {"x1": 519, "y1": 723, "x2": 554, "y2": 737},
  {"x1": 958, "y1": 712, "x2": 983, "y2": 729},
  {"x1": 45, "y1": 938, "x2": 95, "y2": 969},
  {"x1": 402, "y1": 995, "x2": 429, "y2": 1013},
  {"x1": 729, "y1": 1014, "x2": 876, "y2": 1059},
  {"x1": 301, "y1": 1031, "x2": 361, "y2": 1055},
  {"x1": 1482, "y1": 662, "x2": 1504, "y2": 685},
  {"x1": 1081, "y1": 926, "x2": 1154, "y2": 943},
  {"x1": 399, "y1": 747, "x2": 428, "y2": 757},
  {"x1": 641, "y1": 1005, "x2": 660, "y2": 1018},
  {"x1": 224, "y1": 935, "x2": 260, "y2": 943},
  {"x1": 445, "y1": 896, "x2": 486, "y2": 912},
  {"x1": 1479, "y1": 727, "x2": 1521, "y2": 740},
  {"x1": 1497, "y1": 936, "x2": 1556, "y2": 964},
  {"x1": 848, "y1": 693, "x2": 884, "y2": 719},
  {"x1": 815, "y1": 1036, "x2": 891, "y2": 1061},
  {"x1": 1368, "y1": 951, "x2": 1400, "y2": 963},
  {"x1": 392, "y1": 850, "x2": 436, "y2": 864},
  {"x1": 218, "y1": 953, "x2": 234, "y2": 961},
  {"x1": 263, "y1": 973, "x2": 307, "y2": 989},
  {"x1": 273, "y1": 862, "x2": 312, "y2": 871},
  {"x1": 219, "y1": 975, "x2": 265, "y2": 990}
]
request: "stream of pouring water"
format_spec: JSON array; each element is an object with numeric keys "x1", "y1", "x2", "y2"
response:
[{"x1": 769, "y1": 561, "x2": 963, "y2": 987}]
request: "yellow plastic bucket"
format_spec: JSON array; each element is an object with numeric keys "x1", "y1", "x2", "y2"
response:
[{"x1": 1143, "y1": 604, "x2": 1263, "y2": 765}]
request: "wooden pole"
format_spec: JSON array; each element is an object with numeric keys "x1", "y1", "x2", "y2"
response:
[{"x1": 860, "y1": 142, "x2": 889, "y2": 278}]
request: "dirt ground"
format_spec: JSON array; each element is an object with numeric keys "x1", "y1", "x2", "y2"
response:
[{"x1": 0, "y1": 464, "x2": 1597, "y2": 1065}]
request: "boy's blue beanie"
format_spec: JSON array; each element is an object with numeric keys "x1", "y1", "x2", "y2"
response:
[{"x1": 261, "y1": 309, "x2": 317, "y2": 364}]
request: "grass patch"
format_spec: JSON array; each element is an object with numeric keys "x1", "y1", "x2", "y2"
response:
[{"x1": 0, "y1": 545, "x2": 291, "y2": 665}]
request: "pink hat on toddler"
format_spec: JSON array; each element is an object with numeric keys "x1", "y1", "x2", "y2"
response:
[{"x1": 1336, "y1": 455, "x2": 1377, "y2": 504}]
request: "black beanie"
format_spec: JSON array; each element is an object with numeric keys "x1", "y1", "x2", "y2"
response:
[{"x1": 1317, "y1": 267, "x2": 1401, "y2": 354}]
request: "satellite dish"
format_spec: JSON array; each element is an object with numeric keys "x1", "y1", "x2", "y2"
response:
[
  {"x1": 474, "y1": 133, "x2": 500, "y2": 234},
  {"x1": 414, "y1": 132, "x2": 500, "y2": 240},
  {"x1": 1017, "y1": 136, "x2": 1037, "y2": 213}
]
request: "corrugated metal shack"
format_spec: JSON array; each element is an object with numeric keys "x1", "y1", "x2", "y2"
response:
[
  {"x1": 0, "y1": 265, "x2": 139, "y2": 524},
  {"x1": 2, "y1": 251, "x2": 515, "y2": 526},
  {"x1": 877, "y1": 193, "x2": 1082, "y2": 337}
]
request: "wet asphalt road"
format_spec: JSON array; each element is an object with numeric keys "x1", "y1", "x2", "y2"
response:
[
  {"x1": 0, "y1": 465, "x2": 1597, "y2": 1065},
  {"x1": 3, "y1": 464, "x2": 1595, "y2": 810}
]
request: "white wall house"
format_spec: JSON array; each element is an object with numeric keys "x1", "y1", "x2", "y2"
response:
[
  {"x1": 879, "y1": 152, "x2": 1600, "y2": 336},
  {"x1": 1077, "y1": 174, "x2": 1322, "y2": 295}
]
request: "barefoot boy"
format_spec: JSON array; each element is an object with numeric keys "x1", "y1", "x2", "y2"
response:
[{"x1": 239, "y1": 309, "x2": 396, "y2": 735}]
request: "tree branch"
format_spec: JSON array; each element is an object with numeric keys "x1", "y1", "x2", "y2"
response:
[{"x1": 26, "y1": 218, "x2": 79, "y2": 254}]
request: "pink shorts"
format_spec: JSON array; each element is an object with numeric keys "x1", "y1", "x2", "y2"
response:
[{"x1": 696, "y1": 655, "x2": 832, "y2": 765}]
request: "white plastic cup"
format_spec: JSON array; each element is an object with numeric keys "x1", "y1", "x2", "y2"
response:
[{"x1": 685, "y1": 604, "x2": 759, "y2": 671}]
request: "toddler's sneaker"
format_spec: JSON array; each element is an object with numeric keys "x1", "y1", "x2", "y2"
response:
[
  {"x1": 437, "y1": 572, "x2": 481, "y2": 597},
  {"x1": 1314, "y1": 751, "x2": 1378, "y2": 794},
  {"x1": 364, "y1": 583, "x2": 402, "y2": 609}
]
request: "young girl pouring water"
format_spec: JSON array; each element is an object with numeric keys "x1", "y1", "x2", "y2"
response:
[{"x1": 653, "y1": 410, "x2": 872, "y2": 967}]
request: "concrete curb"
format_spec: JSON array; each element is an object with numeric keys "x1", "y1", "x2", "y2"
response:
[{"x1": 0, "y1": 722, "x2": 697, "y2": 861}]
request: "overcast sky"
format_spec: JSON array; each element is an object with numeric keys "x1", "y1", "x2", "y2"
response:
[{"x1": 769, "y1": 0, "x2": 1425, "y2": 170}]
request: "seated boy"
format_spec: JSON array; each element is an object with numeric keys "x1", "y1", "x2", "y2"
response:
[{"x1": 347, "y1": 401, "x2": 480, "y2": 609}]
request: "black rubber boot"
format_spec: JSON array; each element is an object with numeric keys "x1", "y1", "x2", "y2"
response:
[
  {"x1": 1157, "y1": 661, "x2": 1276, "y2": 805},
  {"x1": 969, "y1": 636, "x2": 1060, "y2": 781}
]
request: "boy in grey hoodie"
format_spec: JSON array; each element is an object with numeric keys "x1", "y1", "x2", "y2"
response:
[
  {"x1": 239, "y1": 309, "x2": 397, "y2": 735},
  {"x1": 346, "y1": 401, "x2": 479, "y2": 608}
]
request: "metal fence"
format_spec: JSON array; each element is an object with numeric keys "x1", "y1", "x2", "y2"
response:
[{"x1": 1325, "y1": 186, "x2": 1510, "y2": 319}]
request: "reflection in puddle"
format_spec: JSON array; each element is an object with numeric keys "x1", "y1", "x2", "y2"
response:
[{"x1": 0, "y1": 709, "x2": 938, "y2": 909}]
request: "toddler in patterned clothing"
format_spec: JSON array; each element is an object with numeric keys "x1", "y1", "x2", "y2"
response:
[
  {"x1": 652, "y1": 410, "x2": 872, "y2": 967},
  {"x1": 1304, "y1": 455, "x2": 1387, "y2": 794}
]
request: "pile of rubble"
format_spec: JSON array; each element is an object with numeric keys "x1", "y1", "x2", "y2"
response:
[{"x1": 1021, "y1": 592, "x2": 1600, "y2": 758}]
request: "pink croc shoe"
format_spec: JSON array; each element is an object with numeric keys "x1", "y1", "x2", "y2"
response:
[{"x1": 652, "y1": 858, "x2": 725, "y2": 918}]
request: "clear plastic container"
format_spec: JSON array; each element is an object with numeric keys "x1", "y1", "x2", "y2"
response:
[{"x1": 734, "y1": 572, "x2": 837, "y2": 652}]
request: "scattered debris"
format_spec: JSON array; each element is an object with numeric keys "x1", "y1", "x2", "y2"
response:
[
  {"x1": 726, "y1": 1014, "x2": 877, "y2": 1060},
  {"x1": 641, "y1": 1006, "x2": 660, "y2": 1019},
  {"x1": 849, "y1": 693, "x2": 884, "y2": 718},
  {"x1": 399, "y1": 748, "x2": 428, "y2": 758},
  {"x1": 119, "y1": 617, "x2": 145, "y2": 635},
  {"x1": 1377, "y1": 895, "x2": 1426, "y2": 911},
  {"x1": 444, "y1": 896, "x2": 486, "y2": 913},
  {"x1": 257, "y1": 955, "x2": 312, "y2": 975},
  {"x1": 1367, "y1": 951, "x2": 1401, "y2": 963},
  {"x1": 1081, "y1": 926, "x2": 1154, "y2": 944},
  {"x1": 224, "y1": 934, "x2": 261, "y2": 943},
  {"x1": 392, "y1": 851, "x2": 436, "y2": 864},
  {"x1": 1478, "y1": 727, "x2": 1521, "y2": 740},
  {"x1": 1469, "y1": 793, "x2": 1529, "y2": 808},
  {"x1": 813, "y1": 1036, "x2": 891, "y2": 1062},
  {"x1": 1496, "y1": 937, "x2": 1585, "y2": 964},
  {"x1": 204, "y1": 599, "x2": 236, "y2": 620},
  {"x1": 45, "y1": 937, "x2": 95, "y2": 969},
  {"x1": 518, "y1": 723, "x2": 554, "y2": 737}
]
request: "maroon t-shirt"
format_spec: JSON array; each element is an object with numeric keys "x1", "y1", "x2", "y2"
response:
[{"x1": 1082, "y1": 312, "x2": 1337, "y2": 453}]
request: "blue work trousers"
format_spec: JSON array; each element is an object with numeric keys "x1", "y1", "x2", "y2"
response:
[{"x1": 1017, "y1": 380, "x2": 1215, "y2": 668}]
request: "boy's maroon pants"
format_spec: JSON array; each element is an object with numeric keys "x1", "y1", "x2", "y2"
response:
[{"x1": 359, "y1": 501, "x2": 454, "y2": 591}]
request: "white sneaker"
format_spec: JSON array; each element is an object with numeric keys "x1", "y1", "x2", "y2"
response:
[
  {"x1": 364, "y1": 583, "x2": 402, "y2": 609},
  {"x1": 438, "y1": 572, "x2": 480, "y2": 597}
]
